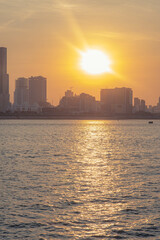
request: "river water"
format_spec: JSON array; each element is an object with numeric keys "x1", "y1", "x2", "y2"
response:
[{"x1": 0, "y1": 120, "x2": 160, "y2": 239}]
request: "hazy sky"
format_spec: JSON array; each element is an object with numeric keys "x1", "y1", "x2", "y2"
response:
[{"x1": 1, "y1": 0, "x2": 160, "y2": 105}]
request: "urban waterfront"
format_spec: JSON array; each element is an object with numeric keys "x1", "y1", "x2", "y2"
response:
[
  {"x1": 0, "y1": 120, "x2": 160, "y2": 239},
  {"x1": 1, "y1": 47, "x2": 160, "y2": 116}
]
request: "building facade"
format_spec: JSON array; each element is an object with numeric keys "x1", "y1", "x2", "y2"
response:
[
  {"x1": 79, "y1": 93, "x2": 96, "y2": 113},
  {"x1": 134, "y1": 97, "x2": 141, "y2": 112},
  {"x1": 101, "y1": 87, "x2": 133, "y2": 114},
  {"x1": 29, "y1": 76, "x2": 47, "y2": 106},
  {"x1": 140, "y1": 99, "x2": 146, "y2": 112},
  {"x1": 13, "y1": 75, "x2": 47, "y2": 112},
  {"x1": 59, "y1": 90, "x2": 97, "y2": 113},
  {"x1": 158, "y1": 97, "x2": 160, "y2": 107},
  {"x1": 133, "y1": 97, "x2": 147, "y2": 113},
  {"x1": 14, "y1": 78, "x2": 29, "y2": 111},
  {"x1": 0, "y1": 47, "x2": 10, "y2": 112}
]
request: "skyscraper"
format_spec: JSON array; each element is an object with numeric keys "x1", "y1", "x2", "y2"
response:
[
  {"x1": 140, "y1": 99, "x2": 146, "y2": 112},
  {"x1": 134, "y1": 97, "x2": 141, "y2": 112},
  {"x1": 14, "y1": 78, "x2": 29, "y2": 111},
  {"x1": 29, "y1": 76, "x2": 46, "y2": 106},
  {"x1": 0, "y1": 47, "x2": 10, "y2": 112}
]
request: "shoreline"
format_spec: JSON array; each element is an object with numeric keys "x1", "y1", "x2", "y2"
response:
[{"x1": 0, "y1": 114, "x2": 160, "y2": 120}]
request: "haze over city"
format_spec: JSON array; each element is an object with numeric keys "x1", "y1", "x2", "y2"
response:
[{"x1": 1, "y1": 0, "x2": 160, "y2": 105}]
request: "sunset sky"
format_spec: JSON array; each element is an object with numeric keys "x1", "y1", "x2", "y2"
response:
[{"x1": 1, "y1": 0, "x2": 160, "y2": 105}]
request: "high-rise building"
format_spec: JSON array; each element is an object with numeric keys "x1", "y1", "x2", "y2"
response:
[
  {"x1": 100, "y1": 87, "x2": 133, "y2": 114},
  {"x1": 14, "y1": 78, "x2": 29, "y2": 111},
  {"x1": 153, "y1": 97, "x2": 160, "y2": 113},
  {"x1": 134, "y1": 97, "x2": 141, "y2": 112},
  {"x1": 79, "y1": 93, "x2": 96, "y2": 113},
  {"x1": 0, "y1": 47, "x2": 10, "y2": 112},
  {"x1": 140, "y1": 99, "x2": 146, "y2": 111},
  {"x1": 29, "y1": 76, "x2": 47, "y2": 106},
  {"x1": 13, "y1": 76, "x2": 47, "y2": 112}
]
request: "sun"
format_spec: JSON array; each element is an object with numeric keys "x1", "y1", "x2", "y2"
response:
[{"x1": 80, "y1": 49, "x2": 112, "y2": 75}]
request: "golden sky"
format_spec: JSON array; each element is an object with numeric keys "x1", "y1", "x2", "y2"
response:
[{"x1": 1, "y1": 0, "x2": 160, "y2": 105}]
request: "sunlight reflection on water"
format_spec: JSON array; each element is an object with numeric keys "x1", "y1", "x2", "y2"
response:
[{"x1": 0, "y1": 120, "x2": 160, "y2": 239}]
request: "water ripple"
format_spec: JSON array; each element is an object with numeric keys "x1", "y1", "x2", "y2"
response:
[{"x1": 0, "y1": 119, "x2": 160, "y2": 239}]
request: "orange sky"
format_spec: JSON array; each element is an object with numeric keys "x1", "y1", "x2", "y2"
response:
[{"x1": 1, "y1": 0, "x2": 160, "y2": 106}]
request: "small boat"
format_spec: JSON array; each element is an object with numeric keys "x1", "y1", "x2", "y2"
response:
[{"x1": 148, "y1": 121, "x2": 153, "y2": 124}]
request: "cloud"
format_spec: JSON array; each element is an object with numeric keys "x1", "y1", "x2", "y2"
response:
[
  {"x1": 0, "y1": 0, "x2": 77, "y2": 31},
  {"x1": 92, "y1": 31, "x2": 160, "y2": 42},
  {"x1": 0, "y1": 19, "x2": 15, "y2": 32},
  {"x1": 1, "y1": 0, "x2": 160, "y2": 37}
]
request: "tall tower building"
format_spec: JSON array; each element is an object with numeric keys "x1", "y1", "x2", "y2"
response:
[
  {"x1": 140, "y1": 99, "x2": 146, "y2": 111},
  {"x1": 29, "y1": 76, "x2": 46, "y2": 106},
  {"x1": 0, "y1": 47, "x2": 10, "y2": 112},
  {"x1": 14, "y1": 78, "x2": 29, "y2": 110},
  {"x1": 134, "y1": 97, "x2": 141, "y2": 112}
]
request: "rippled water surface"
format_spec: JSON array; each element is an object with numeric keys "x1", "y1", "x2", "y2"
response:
[{"x1": 0, "y1": 120, "x2": 160, "y2": 239}]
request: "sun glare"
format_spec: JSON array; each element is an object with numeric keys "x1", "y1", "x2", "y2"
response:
[{"x1": 80, "y1": 49, "x2": 112, "y2": 75}]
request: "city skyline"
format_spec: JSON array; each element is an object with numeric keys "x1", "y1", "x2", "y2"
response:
[
  {"x1": 0, "y1": 46, "x2": 160, "y2": 114},
  {"x1": 12, "y1": 76, "x2": 160, "y2": 114},
  {"x1": 1, "y1": 44, "x2": 160, "y2": 108},
  {"x1": 1, "y1": 0, "x2": 160, "y2": 105},
  {"x1": 11, "y1": 70, "x2": 160, "y2": 111}
]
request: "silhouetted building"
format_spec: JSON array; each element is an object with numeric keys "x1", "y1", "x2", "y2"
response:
[
  {"x1": 14, "y1": 78, "x2": 29, "y2": 111},
  {"x1": 65, "y1": 90, "x2": 74, "y2": 98},
  {"x1": 59, "y1": 90, "x2": 97, "y2": 113},
  {"x1": 152, "y1": 97, "x2": 160, "y2": 113},
  {"x1": 29, "y1": 76, "x2": 46, "y2": 105},
  {"x1": 148, "y1": 105, "x2": 153, "y2": 113},
  {"x1": 101, "y1": 87, "x2": 132, "y2": 114},
  {"x1": 79, "y1": 93, "x2": 96, "y2": 113},
  {"x1": 140, "y1": 99, "x2": 146, "y2": 111},
  {"x1": 133, "y1": 97, "x2": 141, "y2": 112},
  {"x1": 59, "y1": 93, "x2": 80, "y2": 112},
  {"x1": 0, "y1": 47, "x2": 10, "y2": 112},
  {"x1": 13, "y1": 75, "x2": 47, "y2": 112}
]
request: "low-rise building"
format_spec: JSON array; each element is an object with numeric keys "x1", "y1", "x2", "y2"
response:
[{"x1": 59, "y1": 90, "x2": 97, "y2": 113}]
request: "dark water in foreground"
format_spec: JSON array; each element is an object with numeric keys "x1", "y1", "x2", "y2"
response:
[{"x1": 0, "y1": 120, "x2": 160, "y2": 240}]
